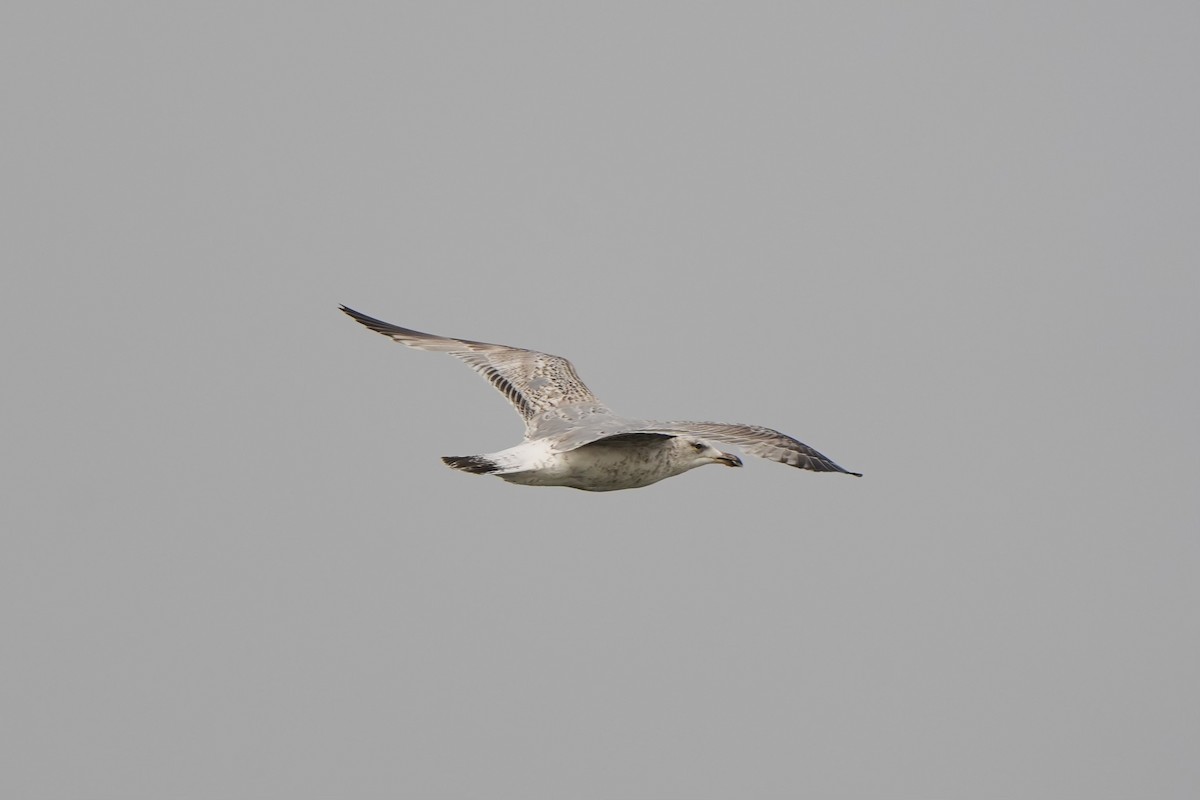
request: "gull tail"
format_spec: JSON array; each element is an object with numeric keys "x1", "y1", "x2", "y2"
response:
[
  {"x1": 442, "y1": 455, "x2": 501, "y2": 475},
  {"x1": 441, "y1": 443, "x2": 545, "y2": 476}
]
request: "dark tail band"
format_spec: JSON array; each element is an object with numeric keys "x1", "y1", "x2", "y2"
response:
[{"x1": 441, "y1": 455, "x2": 500, "y2": 475}]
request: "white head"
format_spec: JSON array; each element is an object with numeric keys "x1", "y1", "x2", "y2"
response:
[{"x1": 674, "y1": 436, "x2": 742, "y2": 470}]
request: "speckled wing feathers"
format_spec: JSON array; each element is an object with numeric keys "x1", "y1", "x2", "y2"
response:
[
  {"x1": 339, "y1": 305, "x2": 602, "y2": 427},
  {"x1": 640, "y1": 422, "x2": 862, "y2": 476},
  {"x1": 547, "y1": 419, "x2": 861, "y2": 476}
]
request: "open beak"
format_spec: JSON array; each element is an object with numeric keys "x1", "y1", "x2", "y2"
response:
[{"x1": 716, "y1": 452, "x2": 743, "y2": 468}]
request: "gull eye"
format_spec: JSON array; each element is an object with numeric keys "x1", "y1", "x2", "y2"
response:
[{"x1": 692, "y1": 442, "x2": 706, "y2": 452}]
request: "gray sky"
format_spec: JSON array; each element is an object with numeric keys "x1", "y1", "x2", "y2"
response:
[{"x1": 3, "y1": 3, "x2": 1198, "y2": 798}]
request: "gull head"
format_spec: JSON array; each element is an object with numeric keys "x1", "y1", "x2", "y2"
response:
[{"x1": 676, "y1": 436, "x2": 742, "y2": 469}]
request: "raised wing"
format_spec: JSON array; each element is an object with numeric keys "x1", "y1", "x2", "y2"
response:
[{"x1": 340, "y1": 305, "x2": 603, "y2": 427}]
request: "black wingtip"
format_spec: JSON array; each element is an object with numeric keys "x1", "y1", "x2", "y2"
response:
[
  {"x1": 339, "y1": 305, "x2": 402, "y2": 337},
  {"x1": 848, "y1": 471, "x2": 863, "y2": 478}
]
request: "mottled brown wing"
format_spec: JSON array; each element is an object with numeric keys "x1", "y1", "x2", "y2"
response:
[
  {"x1": 643, "y1": 421, "x2": 861, "y2": 476},
  {"x1": 340, "y1": 305, "x2": 602, "y2": 427}
]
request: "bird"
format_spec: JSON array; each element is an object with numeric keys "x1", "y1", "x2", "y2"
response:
[{"x1": 340, "y1": 305, "x2": 861, "y2": 491}]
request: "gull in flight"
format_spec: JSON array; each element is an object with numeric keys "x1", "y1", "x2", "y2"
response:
[{"x1": 341, "y1": 305, "x2": 861, "y2": 491}]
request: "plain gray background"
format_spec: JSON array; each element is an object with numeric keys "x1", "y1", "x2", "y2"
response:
[{"x1": 3, "y1": 3, "x2": 1197, "y2": 798}]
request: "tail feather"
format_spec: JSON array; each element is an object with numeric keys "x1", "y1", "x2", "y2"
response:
[{"x1": 442, "y1": 455, "x2": 500, "y2": 475}]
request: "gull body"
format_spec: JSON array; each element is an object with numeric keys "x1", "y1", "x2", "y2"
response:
[{"x1": 340, "y1": 305, "x2": 859, "y2": 492}]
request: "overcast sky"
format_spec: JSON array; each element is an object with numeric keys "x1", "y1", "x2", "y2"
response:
[{"x1": 3, "y1": 3, "x2": 1198, "y2": 798}]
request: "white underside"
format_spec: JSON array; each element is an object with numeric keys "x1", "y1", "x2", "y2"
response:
[{"x1": 484, "y1": 438, "x2": 699, "y2": 492}]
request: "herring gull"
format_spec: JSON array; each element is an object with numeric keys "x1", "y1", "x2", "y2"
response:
[{"x1": 340, "y1": 305, "x2": 861, "y2": 491}]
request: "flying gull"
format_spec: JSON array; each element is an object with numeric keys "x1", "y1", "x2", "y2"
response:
[{"x1": 340, "y1": 305, "x2": 861, "y2": 491}]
